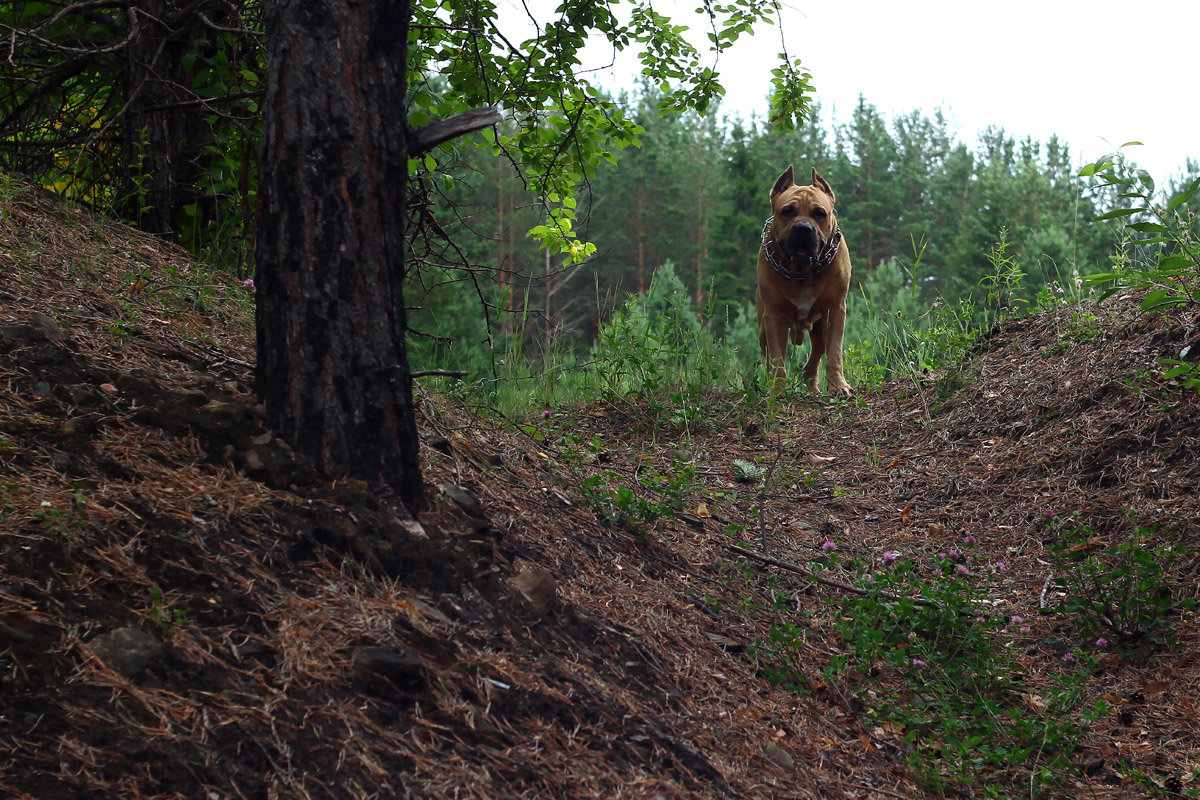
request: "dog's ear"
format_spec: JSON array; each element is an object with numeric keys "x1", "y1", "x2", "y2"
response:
[
  {"x1": 771, "y1": 165, "x2": 796, "y2": 199},
  {"x1": 811, "y1": 168, "x2": 835, "y2": 205}
]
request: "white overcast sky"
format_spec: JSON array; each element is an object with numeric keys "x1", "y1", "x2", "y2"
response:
[{"x1": 495, "y1": 0, "x2": 1198, "y2": 182}]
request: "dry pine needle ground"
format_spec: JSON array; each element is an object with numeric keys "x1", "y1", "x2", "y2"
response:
[{"x1": 1, "y1": 176, "x2": 1199, "y2": 799}]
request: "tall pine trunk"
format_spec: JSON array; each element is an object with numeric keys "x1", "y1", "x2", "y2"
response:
[{"x1": 256, "y1": 0, "x2": 422, "y2": 512}]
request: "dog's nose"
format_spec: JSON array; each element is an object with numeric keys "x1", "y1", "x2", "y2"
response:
[{"x1": 785, "y1": 220, "x2": 820, "y2": 258}]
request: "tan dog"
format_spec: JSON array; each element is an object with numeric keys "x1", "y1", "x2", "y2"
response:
[{"x1": 756, "y1": 166, "x2": 853, "y2": 395}]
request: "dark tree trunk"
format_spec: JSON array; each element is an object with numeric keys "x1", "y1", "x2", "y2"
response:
[
  {"x1": 256, "y1": 0, "x2": 422, "y2": 512},
  {"x1": 121, "y1": 1, "x2": 215, "y2": 236}
]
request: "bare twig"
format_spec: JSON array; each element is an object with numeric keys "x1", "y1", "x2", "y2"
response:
[
  {"x1": 411, "y1": 369, "x2": 467, "y2": 380},
  {"x1": 721, "y1": 540, "x2": 943, "y2": 610}
]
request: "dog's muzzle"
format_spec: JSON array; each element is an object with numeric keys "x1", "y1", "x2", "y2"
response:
[{"x1": 780, "y1": 220, "x2": 822, "y2": 263}]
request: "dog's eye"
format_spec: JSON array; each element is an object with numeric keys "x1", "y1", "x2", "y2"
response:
[
  {"x1": 779, "y1": 206, "x2": 798, "y2": 219},
  {"x1": 811, "y1": 207, "x2": 828, "y2": 220}
]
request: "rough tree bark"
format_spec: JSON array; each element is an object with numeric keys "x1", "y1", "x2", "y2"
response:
[{"x1": 256, "y1": 0, "x2": 422, "y2": 511}]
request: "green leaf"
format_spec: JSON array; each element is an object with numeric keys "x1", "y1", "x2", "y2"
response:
[
  {"x1": 1128, "y1": 221, "x2": 1169, "y2": 233},
  {"x1": 1159, "y1": 254, "x2": 1194, "y2": 270},
  {"x1": 1137, "y1": 169, "x2": 1155, "y2": 193},
  {"x1": 1093, "y1": 207, "x2": 1140, "y2": 221},
  {"x1": 729, "y1": 459, "x2": 766, "y2": 483},
  {"x1": 1166, "y1": 177, "x2": 1200, "y2": 211},
  {"x1": 1079, "y1": 156, "x2": 1115, "y2": 176},
  {"x1": 1162, "y1": 363, "x2": 1195, "y2": 380},
  {"x1": 1141, "y1": 289, "x2": 1173, "y2": 311}
]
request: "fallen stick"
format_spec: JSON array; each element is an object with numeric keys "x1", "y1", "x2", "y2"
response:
[{"x1": 720, "y1": 541, "x2": 943, "y2": 610}]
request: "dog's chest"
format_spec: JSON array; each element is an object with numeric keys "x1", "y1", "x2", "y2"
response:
[{"x1": 785, "y1": 287, "x2": 818, "y2": 320}]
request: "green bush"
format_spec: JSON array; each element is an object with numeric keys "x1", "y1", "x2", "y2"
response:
[{"x1": 1045, "y1": 511, "x2": 1194, "y2": 648}]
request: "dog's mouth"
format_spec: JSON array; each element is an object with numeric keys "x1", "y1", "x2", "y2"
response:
[
  {"x1": 778, "y1": 236, "x2": 820, "y2": 264},
  {"x1": 779, "y1": 220, "x2": 823, "y2": 264}
]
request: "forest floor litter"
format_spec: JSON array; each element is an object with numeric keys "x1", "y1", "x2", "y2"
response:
[{"x1": 2, "y1": 176, "x2": 1199, "y2": 798}]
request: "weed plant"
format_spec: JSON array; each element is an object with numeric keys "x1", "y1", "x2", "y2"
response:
[
  {"x1": 748, "y1": 539, "x2": 1105, "y2": 796},
  {"x1": 1044, "y1": 510, "x2": 1194, "y2": 649},
  {"x1": 1080, "y1": 149, "x2": 1200, "y2": 393},
  {"x1": 587, "y1": 263, "x2": 743, "y2": 429},
  {"x1": 844, "y1": 239, "x2": 982, "y2": 393},
  {"x1": 576, "y1": 460, "x2": 696, "y2": 534},
  {"x1": 979, "y1": 228, "x2": 1028, "y2": 321},
  {"x1": 148, "y1": 586, "x2": 188, "y2": 633},
  {"x1": 743, "y1": 505, "x2": 1194, "y2": 794}
]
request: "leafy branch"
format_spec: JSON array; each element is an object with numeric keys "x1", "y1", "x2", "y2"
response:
[
  {"x1": 1080, "y1": 146, "x2": 1200, "y2": 311},
  {"x1": 407, "y1": 0, "x2": 814, "y2": 263}
]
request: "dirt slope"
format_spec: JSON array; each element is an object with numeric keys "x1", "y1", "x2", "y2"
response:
[{"x1": 2, "y1": 175, "x2": 1199, "y2": 799}]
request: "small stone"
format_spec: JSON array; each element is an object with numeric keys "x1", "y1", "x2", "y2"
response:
[
  {"x1": 234, "y1": 641, "x2": 275, "y2": 665},
  {"x1": 330, "y1": 478, "x2": 372, "y2": 507},
  {"x1": 440, "y1": 483, "x2": 485, "y2": 520},
  {"x1": 178, "y1": 389, "x2": 209, "y2": 407},
  {"x1": 703, "y1": 632, "x2": 746, "y2": 654},
  {"x1": 429, "y1": 436, "x2": 452, "y2": 454},
  {"x1": 88, "y1": 627, "x2": 164, "y2": 680},
  {"x1": 29, "y1": 312, "x2": 71, "y2": 343},
  {"x1": 510, "y1": 567, "x2": 557, "y2": 614},
  {"x1": 350, "y1": 646, "x2": 426, "y2": 697},
  {"x1": 762, "y1": 742, "x2": 795, "y2": 771},
  {"x1": 242, "y1": 448, "x2": 265, "y2": 471}
]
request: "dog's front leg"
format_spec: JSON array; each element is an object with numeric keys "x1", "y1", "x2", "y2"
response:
[
  {"x1": 803, "y1": 313, "x2": 826, "y2": 394},
  {"x1": 823, "y1": 302, "x2": 853, "y2": 396},
  {"x1": 759, "y1": 314, "x2": 791, "y2": 389}
]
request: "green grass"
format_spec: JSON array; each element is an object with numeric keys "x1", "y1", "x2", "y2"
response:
[{"x1": 424, "y1": 253, "x2": 1003, "y2": 426}]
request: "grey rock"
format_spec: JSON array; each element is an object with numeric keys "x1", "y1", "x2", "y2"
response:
[
  {"x1": 440, "y1": 483, "x2": 485, "y2": 519},
  {"x1": 762, "y1": 742, "x2": 795, "y2": 771},
  {"x1": 88, "y1": 627, "x2": 164, "y2": 680}
]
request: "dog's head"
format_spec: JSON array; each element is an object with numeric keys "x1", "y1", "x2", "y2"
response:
[{"x1": 768, "y1": 166, "x2": 838, "y2": 266}]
